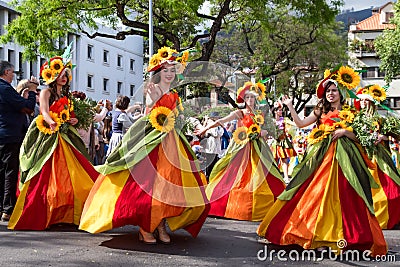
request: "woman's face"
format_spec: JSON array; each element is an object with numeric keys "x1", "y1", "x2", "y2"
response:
[
  {"x1": 160, "y1": 65, "x2": 176, "y2": 84},
  {"x1": 244, "y1": 92, "x2": 256, "y2": 107},
  {"x1": 275, "y1": 107, "x2": 283, "y2": 118},
  {"x1": 360, "y1": 98, "x2": 371, "y2": 109},
  {"x1": 325, "y1": 84, "x2": 340, "y2": 104},
  {"x1": 56, "y1": 69, "x2": 68, "y2": 86}
]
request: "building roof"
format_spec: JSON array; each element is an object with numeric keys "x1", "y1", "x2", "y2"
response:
[{"x1": 354, "y1": 2, "x2": 395, "y2": 31}]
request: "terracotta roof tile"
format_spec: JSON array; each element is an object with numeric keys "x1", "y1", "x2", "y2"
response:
[{"x1": 355, "y1": 13, "x2": 395, "y2": 31}]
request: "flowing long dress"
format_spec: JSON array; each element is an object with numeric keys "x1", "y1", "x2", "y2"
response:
[
  {"x1": 370, "y1": 142, "x2": 400, "y2": 229},
  {"x1": 257, "y1": 110, "x2": 387, "y2": 256},
  {"x1": 9, "y1": 96, "x2": 98, "y2": 230},
  {"x1": 274, "y1": 117, "x2": 296, "y2": 160},
  {"x1": 79, "y1": 92, "x2": 210, "y2": 237},
  {"x1": 205, "y1": 113, "x2": 285, "y2": 221}
]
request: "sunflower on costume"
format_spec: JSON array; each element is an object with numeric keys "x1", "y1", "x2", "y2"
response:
[
  {"x1": 369, "y1": 85, "x2": 386, "y2": 102},
  {"x1": 41, "y1": 68, "x2": 54, "y2": 84},
  {"x1": 233, "y1": 126, "x2": 249, "y2": 145},
  {"x1": 36, "y1": 111, "x2": 61, "y2": 135},
  {"x1": 158, "y1": 47, "x2": 177, "y2": 59},
  {"x1": 341, "y1": 104, "x2": 351, "y2": 111},
  {"x1": 332, "y1": 121, "x2": 353, "y2": 132},
  {"x1": 149, "y1": 106, "x2": 176, "y2": 133},
  {"x1": 59, "y1": 109, "x2": 70, "y2": 123},
  {"x1": 247, "y1": 123, "x2": 261, "y2": 140},
  {"x1": 339, "y1": 110, "x2": 355, "y2": 123},
  {"x1": 336, "y1": 66, "x2": 360, "y2": 89},
  {"x1": 307, "y1": 124, "x2": 330, "y2": 145},
  {"x1": 50, "y1": 59, "x2": 64, "y2": 72},
  {"x1": 254, "y1": 114, "x2": 264, "y2": 125}
]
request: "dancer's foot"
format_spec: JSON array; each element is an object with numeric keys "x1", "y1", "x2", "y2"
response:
[
  {"x1": 154, "y1": 220, "x2": 171, "y2": 244},
  {"x1": 138, "y1": 228, "x2": 157, "y2": 245}
]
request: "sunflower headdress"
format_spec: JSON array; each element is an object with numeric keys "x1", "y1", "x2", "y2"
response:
[
  {"x1": 40, "y1": 42, "x2": 75, "y2": 85},
  {"x1": 355, "y1": 84, "x2": 386, "y2": 103},
  {"x1": 147, "y1": 46, "x2": 192, "y2": 73},
  {"x1": 316, "y1": 65, "x2": 361, "y2": 99},
  {"x1": 236, "y1": 81, "x2": 267, "y2": 103}
]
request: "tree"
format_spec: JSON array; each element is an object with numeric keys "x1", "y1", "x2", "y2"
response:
[
  {"x1": 211, "y1": 5, "x2": 348, "y2": 113},
  {"x1": 1, "y1": 0, "x2": 342, "y2": 63},
  {"x1": 375, "y1": 1, "x2": 400, "y2": 83}
]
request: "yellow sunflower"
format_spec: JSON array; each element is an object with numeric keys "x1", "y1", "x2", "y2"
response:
[
  {"x1": 324, "y1": 69, "x2": 331, "y2": 78},
  {"x1": 59, "y1": 109, "x2": 70, "y2": 123},
  {"x1": 42, "y1": 68, "x2": 54, "y2": 83},
  {"x1": 36, "y1": 112, "x2": 60, "y2": 135},
  {"x1": 339, "y1": 110, "x2": 355, "y2": 123},
  {"x1": 341, "y1": 104, "x2": 351, "y2": 111},
  {"x1": 336, "y1": 66, "x2": 360, "y2": 89},
  {"x1": 331, "y1": 121, "x2": 352, "y2": 131},
  {"x1": 369, "y1": 84, "x2": 386, "y2": 102},
  {"x1": 233, "y1": 126, "x2": 249, "y2": 145},
  {"x1": 254, "y1": 114, "x2": 264, "y2": 125},
  {"x1": 148, "y1": 54, "x2": 161, "y2": 70},
  {"x1": 149, "y1": 106, "x2": 176, "y2": 133},
  {"x1": 178, "y1": 50, "x2": 189, "y2": 63},
  {"x1": 50, "y1": 59, "x2": 64, "y2": 72},
  {"x1": 247, "y1": 123, "x2": 261, "y2": 135},
  {"x1": 157, "y1": 46, "x2": 177, "y2": 59},
  {"x1": 307, "y1": 124, "x2": 330, "y2": 145}
]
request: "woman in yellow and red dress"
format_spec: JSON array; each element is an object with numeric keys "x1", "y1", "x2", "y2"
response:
[
  {"x1": 354, "y1": 85, "x2": 400, "y2": 230},
  {"x1": 195, "y1": 81, "x2": 285, "y2": 222},
  {"x1": 257, "y1": 66, "x2": 387, "y2": 257},
  {"x1": 272, "y1": 101, "x2": 296, "y2": 183},
  {"x1": 8, "y1": 48, "x2": 98, "y2": 230},
  {"x1": 79, "y1": 47, "x2": 209, "y2": 244}
]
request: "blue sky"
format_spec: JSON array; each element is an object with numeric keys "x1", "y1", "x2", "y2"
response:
[{"x1": 342, "y1": 0, "x2": 394, "y2": 11}]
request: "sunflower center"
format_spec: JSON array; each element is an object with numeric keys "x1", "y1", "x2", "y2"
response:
[
  {"x1": 341, "y1": 73, "x2": 353, "y2": 83},
  {"x1": 314, "y1": 130, "x2": 324, "y2": 138},
  {"x1": 156, "y1": 114, "x2": 167, "y2": 126},
  {"x1": 372, "y1": 90, "x2": 381, "y2": 97},
  {"x1": 238, "y1": 131, "x2": 247, "y2": 140},
  {"x1": 54, "y1": 63, "x2": 61, "y2": 70},
  {"x1": 61, "y1": 113, "x2": 68, "y2": 121},
  {"x1": 45, "y1": 72, "x2": 52, "y2": 79},
  {"x1": 161, "y1": 52, "x2": 169, "y2": 58},
  {"x1": 43, "y1": 120, "x2": 50, "y2": 128}
]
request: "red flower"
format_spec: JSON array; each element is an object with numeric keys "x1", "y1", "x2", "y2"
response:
[{"x1": 242, "y1": 114, "x2": 255, "y2": 128}]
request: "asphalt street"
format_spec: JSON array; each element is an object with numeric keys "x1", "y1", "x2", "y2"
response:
[{"x1": 1, "y1": 217, "x2": 399, "y2": 266}]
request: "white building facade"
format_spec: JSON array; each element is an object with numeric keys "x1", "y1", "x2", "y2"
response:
[
  {"x1": 0, "y1": 0, "x2": 144, "y2": 103},
  {"x1": 348, "y1": 1, "x2": 400, "y2": 114}
]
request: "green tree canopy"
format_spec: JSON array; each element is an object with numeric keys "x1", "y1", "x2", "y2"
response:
[
  {"x1": 1, "y1": 0, "x2": 343, "y2": 63},
  {"x1": 375, "y1": 1, "x2": 400, "y2": 83}
]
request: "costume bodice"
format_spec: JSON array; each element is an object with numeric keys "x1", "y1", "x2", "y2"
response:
[{"x1": 152, "y1": 92, "x2": 179, "y2": 111}]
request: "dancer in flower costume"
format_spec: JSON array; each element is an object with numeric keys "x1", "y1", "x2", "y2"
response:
[
  {"x1": 9, "y1": 45, "x2": 98, "y2": 230},
  {"x1": 79, "y1": 47, "x2": 209, "y2": 245},
  {"x1": 257, "y1": 65, "x2": 387, "y2": 256},
  {"x1": 272, "y1": 101, "x2": 296, "y2": 183},
  {"x1": 196, "y1": 81, "x2": 285, "y2": 221},
  {"x1": 352, "y1": 84, "x2": 400, "y2": 229}
]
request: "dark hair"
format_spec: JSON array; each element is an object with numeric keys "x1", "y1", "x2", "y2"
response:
[
  {"x1": 115, "y1": 95, "x2": 130, "y2": 110},
  {"x1": 314, "y1": 80, "x2": 345, "y2": 125},
  {"x1": 48, "y1": 72, "x2": 71, "y2": 104},
  {"x1": 0, "y1": 60, "x2": 14, "y2": 76}
]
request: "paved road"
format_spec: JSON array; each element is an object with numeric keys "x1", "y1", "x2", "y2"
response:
[{"x1": 1, "y1": 217, "x2": 399, "y2": 266}]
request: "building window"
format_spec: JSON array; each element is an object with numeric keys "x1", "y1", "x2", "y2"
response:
[
  {"x1": 130, "y1": 59, "x2": 135, "y2": 72},
  {"x1": 378, "y1": 68, "x2": 386, "y2": 78},
  {"x1": 394, "y1": 97, "x2": 400, "y2": 108},
  {"x1": 362, "y1": 67, "x2": 376, "y2": 79},
  {"x1": 117, "y1": 82, "x2": 123, "y2": 94},
  {"x1": 103, "y1": 50, "x2": 109, "y2": 64},
  {"x1": 130, "y1": 84, "x2": 135, "y2": 96},
  {"x1": 87, "y1": 75, "x2": 93, "y2": 88},
  {"x1": 103, "y1": 78, "x2": 109, "y2": 92},
  {"x1": 117, "y1": 55, "x2": 123, "y2": 68},
  {"x1": 87, "y1": 45, "x2": 94, "y2": 60},
  {"x1": 385, "y1": 12, "x2": 394, "y2": 23}
]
